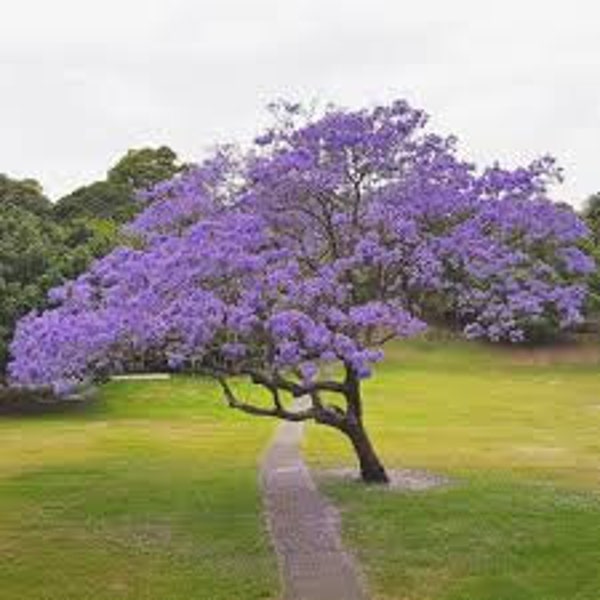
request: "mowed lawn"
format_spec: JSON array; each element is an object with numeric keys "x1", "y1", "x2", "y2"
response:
[
  {"x1": 3, "y1": 341, "x2": 600, "y2": 600},
  {"x1": 0, "y1": 378, "x2": 277, "y2": 600},
  {"x1": 305, "y1": 339, "x2": 600, "y2": 600}
]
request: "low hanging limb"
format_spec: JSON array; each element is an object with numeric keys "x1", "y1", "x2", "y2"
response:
[
  {"x1": 244, "y1": 369, "x2": 347, "y2": 397},
  {"x1": 215, "y1": 370, "x2": 388, "y2": 484},
  {"x1": 248, "y1": 369, "x2": 349, "y2": 425},
  {"x1": 216, "y1": 376, "x2": 317, "y2": 422}
]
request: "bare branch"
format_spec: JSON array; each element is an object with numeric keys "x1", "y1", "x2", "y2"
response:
[
  {"x1": 245, "y1": 369, "x2": 347, "y2": 397},
  {"x1": 216, "y1": 376, "x2": 316, "y2": 422},
  {"x1": 309, "y1": 390, "x2": 347, "y2": 429}
]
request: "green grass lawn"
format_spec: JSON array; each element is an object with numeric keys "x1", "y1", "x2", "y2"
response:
[
  {"x1": 3, "y1": 340, "x2": 600, "y2": 600},
  {"x1": 305, "y1": 339, "x2": 600, "y2": 600},
  {"x1": 0, "y1": 377, "x2": 277, "y2": 600}
]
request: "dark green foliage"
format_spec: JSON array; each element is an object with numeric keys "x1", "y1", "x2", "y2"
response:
[
  {"x1": 582, "y1": 193, "x2": 600, "y2": 316},
  {"x1": 53, "y1": 146, "x2": 184, "y2": 224},
  {"x1": 583, "y1": 192, "x2": 600, "y2": 246},
  {"x1": 107, "y1": 146, "x2": 184, "y2": 190},
  {"x1": 52, "y1": 181, "x2": 135, "y2": 223},
  {"x1": 0, "y1": 146, "x2": 184, "y2": 377},
  {"x1": 0, "y1": 174, "x2": 52, "y2": 216}
]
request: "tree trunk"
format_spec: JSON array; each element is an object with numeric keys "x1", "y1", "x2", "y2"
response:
[
  {"x1": 345, "y1": 418, "x2": 389, "y2": 484},
  {"x1": 341, "y1": 363, "x2": 389, "y2": 485}
]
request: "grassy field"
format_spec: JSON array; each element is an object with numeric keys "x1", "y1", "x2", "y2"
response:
[
  {"x1": 2, "y1": 340, "x2": 600, "y2": 600},
  {"x1": 0, "y1": 377, "x2": 277, "y2": 600},
  {"x1": 305, "y1": 339, "x2": 600, "y2": 599}
]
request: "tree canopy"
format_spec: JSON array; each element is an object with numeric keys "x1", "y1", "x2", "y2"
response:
[
  {"x1": 0, "y1": 174, "x2": 52, "y2": 216},
  {"x1": 8, "y1": 100, "x2": 593, "y2": 482},
  {"x1": 53, "y1": 146, "x2": 184, "y2": 224},
  {"x1": 52, "y1": 181, "x2": 135, "y2": 223},
  {"x1": 582, "y1": 192, "x2": 600, "y2": 315},
  {"x1": 107, "y1": 146, "x2": 184, "y2": 190},
  {"x1": 583, "y1": 192, "x2": 600, "y2": 245}
]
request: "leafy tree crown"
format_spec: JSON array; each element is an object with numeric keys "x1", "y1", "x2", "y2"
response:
[{"x1": 9, "y1": 100, "x2": 593, "y2": 393}]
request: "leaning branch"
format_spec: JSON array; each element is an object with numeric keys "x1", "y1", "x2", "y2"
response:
[
  {"x1": 245, "y1": 369, "x2": 347, "y2": 397},
  {"x1": 216, "y1": 376, "x2": 316, "y2": 422}
]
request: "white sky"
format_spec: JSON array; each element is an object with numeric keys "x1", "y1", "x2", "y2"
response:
[{"x1": 0, "y1": 0, "x2": 598, "y2": 206}]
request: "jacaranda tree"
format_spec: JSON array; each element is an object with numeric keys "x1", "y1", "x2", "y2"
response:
[{"x1": 9, "y1": 100, "x2": 593, "y2": 483}]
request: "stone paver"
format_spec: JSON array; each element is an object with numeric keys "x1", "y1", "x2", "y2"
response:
[{"x1": 260, "y1": 401, "x2": 368, "y2": 600}]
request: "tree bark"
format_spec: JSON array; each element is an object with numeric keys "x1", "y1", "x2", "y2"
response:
[
  {"x1": 344, "y1": 418, "x2": 389, "y2": 484},
  {"x1": 342, "y1": 364, "x2": 389, "y2": 484}
]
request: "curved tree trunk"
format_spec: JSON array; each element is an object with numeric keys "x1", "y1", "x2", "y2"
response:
[
  {"x1": 345, "y1": 418, "x2": 389, "y2": 484},
  {"x1": 342, "y1": 364, "x2": 389, "y2": 484},
  {"x1": 219, "y1": 365, "x2": 390, "y2": 484}
]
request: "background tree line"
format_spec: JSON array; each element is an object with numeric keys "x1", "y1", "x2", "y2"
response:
[{"x1": 0, "y1": 147, "x2": 184, "y2": 379}]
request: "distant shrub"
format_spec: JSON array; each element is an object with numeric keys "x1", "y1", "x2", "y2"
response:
[{"x1": 0, "y1": 384, "x2": 96, "y2": 415}]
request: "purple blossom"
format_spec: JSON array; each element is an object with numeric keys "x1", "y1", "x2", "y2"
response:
[{"x1": 8, "y1": 99, "x2": 592, "y2": 390}]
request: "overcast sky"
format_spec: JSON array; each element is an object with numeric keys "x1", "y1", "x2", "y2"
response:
[{"x1": 1, "y1": 0, "x2": 598, "y2": 206}]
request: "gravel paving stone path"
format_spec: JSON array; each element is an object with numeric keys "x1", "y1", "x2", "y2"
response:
[{"x1": 260, "y1": 403, "x2": 369, "y2": 600}]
